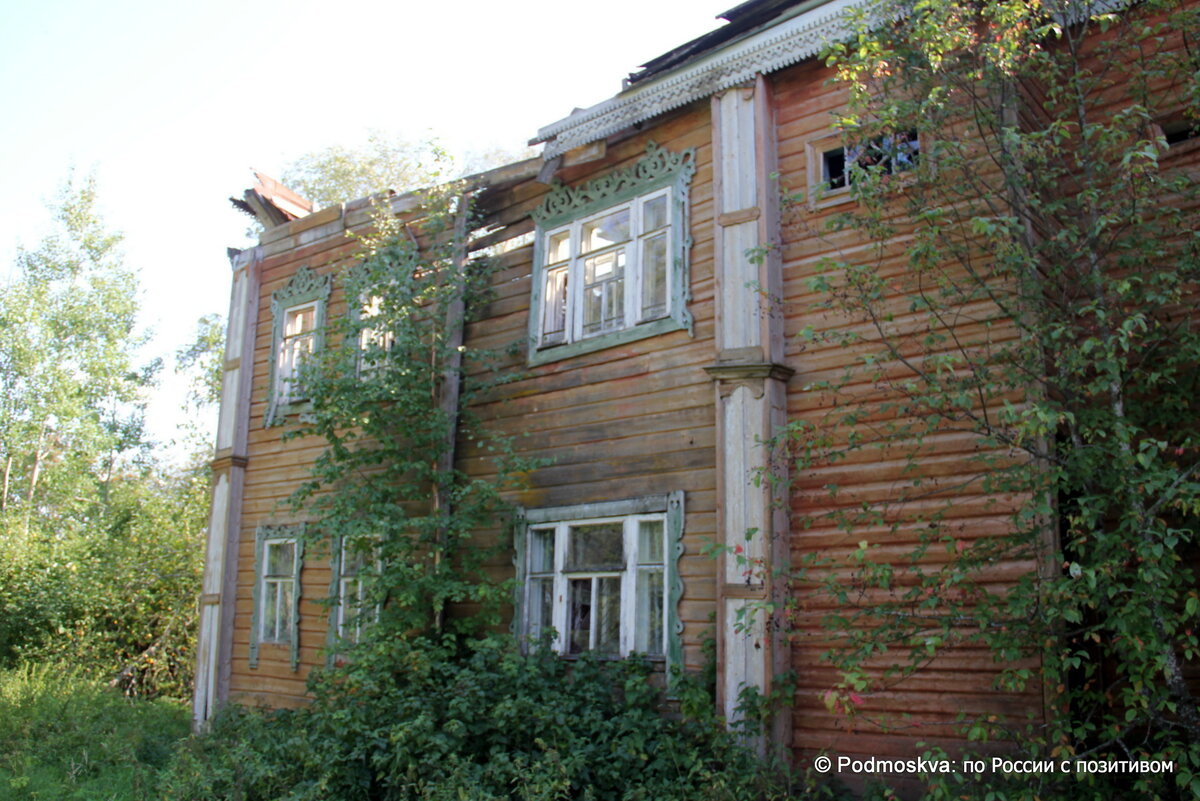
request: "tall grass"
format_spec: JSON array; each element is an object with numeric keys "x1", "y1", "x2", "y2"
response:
[{"x1": 0, "y1": 663, "x2": 190, "y2": 800}]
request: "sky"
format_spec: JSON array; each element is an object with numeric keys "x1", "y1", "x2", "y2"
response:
[{"x1": 0, "y1": 0, "x2": 728, "y2": 454}]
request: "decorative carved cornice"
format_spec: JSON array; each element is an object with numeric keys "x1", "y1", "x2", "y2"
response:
[
  {"x1": 703, "y1": 362, "x2": 795, "y2": 383},
  {"x1": 272, "y1": 266, "x2": 331, "y2": 309},
  {"x1": 533, "y1": 142, "x2": 696, "y2": 225},
  {"x1": 532, "y1": 0, "x2": 864, "y2": 158}
]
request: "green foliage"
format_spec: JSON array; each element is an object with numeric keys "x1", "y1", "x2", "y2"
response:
[
  {"x1": 0, "y1": 172, "x2": 158, "y2": 523},
  {"x1": 0, "y1": 663, "x2": 189, "y2": 801},
  {"x1": 281, "y1": 132, "x2": 447, "y2": 210},
  {"x1": 176, "y1": 313, "x2": 226, "y2": 409},
  {"x1": 162, "y1": 634, "x2": 817, "y2": 801},
  {"x1": 779, "y1": 0, "x2": 1200, "y2": 796},
  {"x1": 286, "y1": 184, "x2": 528, "y2": 639},
  {"x1": 0, "y1": 177, "x2": 211, "y2": 699}
]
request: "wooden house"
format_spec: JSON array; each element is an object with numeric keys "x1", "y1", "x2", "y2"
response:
[{"x1": 192, "y1": 0, "x2": 1200, "y2": 780}]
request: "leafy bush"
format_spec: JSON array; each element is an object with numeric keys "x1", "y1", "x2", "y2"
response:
[
  {"x1": 162, "y1": 634, "x2": 826, "y2": 801},
  {"x1": 0, "y1": 461, "x2": 207, "y2": 699},
  {"x1": 0, "y1": 663, "x2": 190, "y2": 801}
]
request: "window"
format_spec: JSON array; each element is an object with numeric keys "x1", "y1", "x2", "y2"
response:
[
  {"x1": 278, "y1": 302, "x2": 318, "y2": 401},
  {"x1": 333, "y1": 536, "x2": 379, "y2": 644},
  {"x1": 517, "y1": 492, "x2": 683, "y2": 667},
  {"x1": 266, "y1": 266, "x2": 331, "y2": 426},
  {"x1": 529, "y1": 143, "x2": 695, "y2": 365},
  {"x1": 807, "y1": 130, "x2": 920, "y2": 208},
  {"x1": 356, "y1": 294, "x2": 395, "y2": 374},
  {"x1": 250, "y1": 524, "x2": 305, "y2": 671}
]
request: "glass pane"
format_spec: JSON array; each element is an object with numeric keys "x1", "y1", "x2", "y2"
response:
[
  {"x1": 642, "y1": 195, "x2": 667, "y2": 232},
  {"x1": 581, "y1": 209, "x2": 630, "y2": 253},
  {"x1": 638, "y1": 520, "x2": 664, "y2": 565},
  {"x1": 547, "y1": 230, "x2": 571, "y2": 263},
  {"x1": 285, "y1": 305, "x2": 316, "y2": 336},
  {"x1": 529, "y1": 528, "x2": 555, "y2": 574},
  {"x1": 266, "y1": 541, "x2": 295, "y2": 577},
  {"x1": 541, "y1": 266, "x2": 568, "y2": 344},
  {"x1": 361, "y1": 295, "x2": 383, "y2": 318},
  {"x1": 595, "y1": 576, "x2": 621, "y2": 656},
  {"x1": 567, "y1": 523, "x2": 624, "y2": 571},
  {"x1": 635, "y1": 568, "x2": 665, "y2": 656},
  {"x1": 279, "y1": 582, "x2": 293, "y2": 643},
  {"x1": 263, "y1": 582, "x2": 279, "y2": 640},
  {"x1": 529, "y1": 576, "x2": 554, "y2": 641},
  {"x1": 640, "y1": 234, "x2": 667, "y2": 320},
  {"x1": 584, "y1": 249, "x2": 623, "y2": 283},
  {"x1": 568, "y1": 577, "x2": 592, "y2": 654},
  {"x1": 342, "y1": 542, "x2": 368, "y2": 576},
  {"x1": 582, "y1": 251, "x2": 625, "y2": 336}
]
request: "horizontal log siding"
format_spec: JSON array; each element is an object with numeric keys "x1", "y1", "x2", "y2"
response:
[
  {"x1": 228, "y1": 103, "x2": 719, "y2": 705},
  {"x1": 769, "y1": 58, "x2": 1043, "y2": 768},
  {"x1": 466, "y1": 107, "x2": 719, "y2": 673}
]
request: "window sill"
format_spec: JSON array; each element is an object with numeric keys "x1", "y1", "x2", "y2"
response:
[{"x1": 528, "y1": 316, "x2": 688, "y2": 366}]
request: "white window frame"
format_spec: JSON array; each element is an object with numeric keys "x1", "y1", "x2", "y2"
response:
[
  {"x1": 355, "y1": 293, "x2": 396, "y2": 376},
  {"x1": 276, "y1": 300, "x2": 319, "y2": 403},
  {"x1": 528, "y1": 143, "x2": 695, "y2": 366},
  {"x1": 333, "y1": 536, "x2": 380, "y2": 645},
  {"x1": 517, "y1": 492, "x2": 684, "y2": 670},
  {"x1": 538, "y1": 187, "x2": 674, "y2": 348}
]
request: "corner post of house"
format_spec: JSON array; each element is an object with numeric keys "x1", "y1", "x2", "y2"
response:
[
  {"x1": 706, "y1": 74, "x2": 793, "y2": 753},
  {"x1": 192, "y1": 244, "x2": 262, "y2": 730}
]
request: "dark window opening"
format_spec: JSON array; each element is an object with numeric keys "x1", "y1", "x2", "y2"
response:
[
  {"x1": 823, "y1": 131, "x2": 920, "y2": 189},
  {"x1": 1163, "y1": 121, "x2": 1199, "y2": 147}
]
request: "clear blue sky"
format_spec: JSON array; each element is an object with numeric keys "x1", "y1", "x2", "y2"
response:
[{"x1": 0, "y1": 0, "x2": 726, "y2": 452}]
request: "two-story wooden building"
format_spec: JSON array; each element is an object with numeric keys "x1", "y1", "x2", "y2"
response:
[{"x1": 192, "y1": 0, "x2": 1200, "y2": 777}]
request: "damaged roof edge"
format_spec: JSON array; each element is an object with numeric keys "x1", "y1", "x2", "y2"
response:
[
  {"x1": 530, "y1": 0, "x2": 862, "y2": 159},
  {"x1": 235, "y1": 156, "x2": 545, "y2": 250}
]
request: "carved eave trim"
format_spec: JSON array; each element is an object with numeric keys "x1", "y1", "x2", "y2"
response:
[
  {"x1": 703, "y1": 362, "x2": 795, "y2": 383},
  {"x1": 531, "y1": 0, "x2": 864, "y2": 158}
]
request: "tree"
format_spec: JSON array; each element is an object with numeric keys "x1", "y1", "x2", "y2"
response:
[
  {"x1": 784, "y1": 0, "x2": 1200, "y2": 795},
  {"x1": 0, "y1": 173, "x2": 157, "y2": 523},
  {"x1": 280, "y1": 131, "x2": 447, "y2": 210},
  {"x1": 0, "y1": 176, "x2": 209, "y2": 698},
  {"x1": 279, "y1": 131, "x2": 536, "y2": 211}
]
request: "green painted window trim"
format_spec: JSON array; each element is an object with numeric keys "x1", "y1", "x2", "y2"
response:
[
  {"x1": 249, "y1": 523, "x2": 305, "y2": 672},
  {"x1": 528, "y1": 143, "x2": 696, "y2": 366},
  {"x1": 265, "y1": 266, "x2": 332, "y2": 427},
  {"x1": 513, "y1": 491, "x2": 685, "y2": 680}
]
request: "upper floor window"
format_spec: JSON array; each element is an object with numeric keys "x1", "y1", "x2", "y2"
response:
[
  {"x1": 807, "y1": 130, "x2": 921, "y2": 208},
  {"x1": 266, "y1": 266, "x2": 331, "y2": 426},
  {"x1": 278, "y1": 302, "x2": 318, "y2": 402},
  {"x1": 356, "y1": 294, "x2": 395, "y2": 375},
  {"x1": 529, "y1": 143, "x2": 695, "y2": 365}
]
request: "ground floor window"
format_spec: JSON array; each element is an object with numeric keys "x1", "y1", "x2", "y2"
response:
[
  {"x1": 517, "y1": 492, "x2": 684, "y2": 667},
  {"x1": 249, "y1": 524, "x2": 305, "y2": 671}
]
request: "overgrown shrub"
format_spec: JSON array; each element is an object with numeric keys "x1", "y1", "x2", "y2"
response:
[
  {"x1": 162, "y1": 634, "x2": 826, "y2": 801},
  {"x1": 0, "y1": 663, "x2": 190, "y2": 801}
]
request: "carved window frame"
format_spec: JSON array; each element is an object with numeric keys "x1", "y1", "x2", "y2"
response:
[
  {"x1": 528, "y1": 143, "x2": 695, "y2": 366},
  {"x1": 265, "y1": 266, "x2": 331, "y2": 426},
  {"x1": 513, "y1": 492, "x2": 685, "y2": 675},
  {"x1": 249, "y1": 523, "x2": 305, "y2": 672}
]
